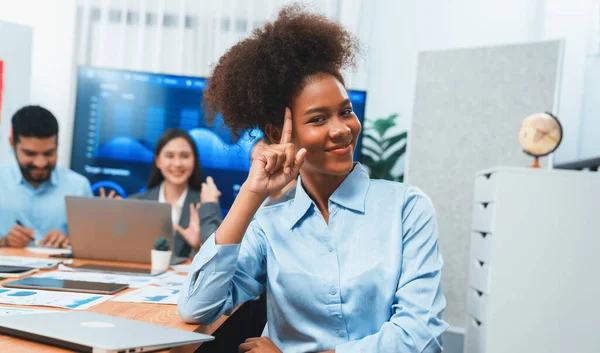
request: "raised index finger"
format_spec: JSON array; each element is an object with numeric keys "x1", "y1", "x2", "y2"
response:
[{"x1": 280, "y1": 107, "x2": 293, "y2": 144}]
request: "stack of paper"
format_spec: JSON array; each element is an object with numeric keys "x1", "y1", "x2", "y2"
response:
[{"x1": 26, "y1": 247, "x2": 72, "y2": 256}]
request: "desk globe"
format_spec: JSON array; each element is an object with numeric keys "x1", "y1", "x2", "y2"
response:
[{"x1": 518, "y1": 112, "x2": 562, "y2": 168}]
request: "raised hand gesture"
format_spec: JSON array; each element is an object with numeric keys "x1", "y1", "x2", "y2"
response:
[
  {"x1": 245, "y1": 108, "x2": 306, "y2": 198},
  {"x1": 173, "y1": 203, "x2": 202, "y2": 250}
]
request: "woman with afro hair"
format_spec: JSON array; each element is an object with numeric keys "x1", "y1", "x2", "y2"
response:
[{"x1": 178, "y1": 4, "x2": 448, "y2": 353}]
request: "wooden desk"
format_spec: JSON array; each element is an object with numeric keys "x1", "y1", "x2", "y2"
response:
[{"x1": 0, "y1": 248, "x2": 227, "y2": 353}]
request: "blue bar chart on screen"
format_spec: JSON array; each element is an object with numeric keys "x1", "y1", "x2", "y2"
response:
[{"x1": 70, "y1": 67, "x2": 367, "y2": 212}]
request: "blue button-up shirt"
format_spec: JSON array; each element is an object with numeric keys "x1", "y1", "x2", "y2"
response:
[
  {"x1": 0, "y1": 160, "x2": 92, "y2": 242},
  {"x1": 178, "y1": 163, "x2": 448, "y2": 353}
]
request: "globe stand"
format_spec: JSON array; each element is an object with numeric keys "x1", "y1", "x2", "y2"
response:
[{"x1": 530, "y1": 157, "x2": 541, "y2": 168}]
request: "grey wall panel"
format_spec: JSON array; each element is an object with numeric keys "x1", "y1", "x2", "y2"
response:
[{"x1": 406, "y1": 40, "x2": 562, "y2": 327}]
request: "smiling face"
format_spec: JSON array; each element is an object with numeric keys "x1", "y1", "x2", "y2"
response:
[
  {"x1": 289, "y1": 74, "x2": 361, "y2": 177},
  {"x1": 154, "y1": 137, "x2": 195, "y2": 187},
  {"x1": 11, "y1": 135, "x2": 58, "y2": 186}
]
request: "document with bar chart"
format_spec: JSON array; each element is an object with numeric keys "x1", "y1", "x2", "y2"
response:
[{"x1": 0, "y1": 288, "x2": 112, "y2": 310}]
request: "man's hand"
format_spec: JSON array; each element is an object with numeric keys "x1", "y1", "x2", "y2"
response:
[
  {"x1": 99, "y1": 187, "x2": 122, "y2": 199},
  {"x1": 5, "y1": 224, "x2": 35, "y2": 247},
  {"x1": 39, "y1": 230, "x2": 70, "y2": 248},
  {"x1": 238, "y1": 337, "x2": 283, "y2": 353}
]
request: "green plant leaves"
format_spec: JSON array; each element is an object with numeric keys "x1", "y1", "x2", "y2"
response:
[
  {"x1": 372, "y1": 113, "x2": 398, "y2": 136},
  {"x1": 154, "y1": 236, "x2": 170, "y2": 251},
  {"x1": 382, "y1": 131, "x2": 407, "y2": 150},
  {"x1": 360, "y1": 153, "x2": 377, "y2": 166},
  {"x1": 360, "y1": 113, "x2": 406, "y2": 182},
  {"x1": 361, "y1": 144, "x2": 381, "y2": 157}
]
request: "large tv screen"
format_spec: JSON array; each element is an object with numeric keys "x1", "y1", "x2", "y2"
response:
[{"x1": 70, "y1": 66, "x2": 367, "y2": 212}]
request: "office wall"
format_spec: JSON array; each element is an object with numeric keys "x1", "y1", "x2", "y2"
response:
[
  {"x1": 1, "y1": 0, "x2": 595, "y2": 168},
  {"x1": 542, "y1": 0, "x2": 597, "y2": 163},
  {"x1": 579, "y1": 56, "x2": 600, "y2": 160},
  {"x1": 0, "y1": 21, "x2": 32, "y2": 164},
  {"x1": 0, "y1": 0, "x2": 78, "y2": 168},
  {"x1": 578, "y1": 0, "x2": 600, "y2": 161},
  {"x1": 406, "y1": 40, "x2": 562, "y2": 327},
  {"x1": 365, "y1": 0, "x2": 596, "y2": 167}
]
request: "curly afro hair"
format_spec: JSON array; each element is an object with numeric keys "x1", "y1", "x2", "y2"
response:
[{"x1": 203, "y1": 4, "x2": 360, "y2": 138}]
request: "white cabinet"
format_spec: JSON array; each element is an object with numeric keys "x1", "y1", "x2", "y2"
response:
[
  {"x1": 471, "y1": 203, "x2": 497, "y2": 233},
  {"x1": 465, "y1": 167, "x2": 600, "y2": 353}
]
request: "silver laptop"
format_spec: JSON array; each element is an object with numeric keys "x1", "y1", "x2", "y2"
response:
[
  {"x1": 0, "y1": 311, "x2": 213, "y2": 353},
  {"x1": 66, "y1": 196, "x2": 185, "y2": 264}
]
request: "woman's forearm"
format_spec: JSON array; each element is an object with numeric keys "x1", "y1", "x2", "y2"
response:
[{"x1": 214, "y1": 183, "x2": 266, "y2": 245}]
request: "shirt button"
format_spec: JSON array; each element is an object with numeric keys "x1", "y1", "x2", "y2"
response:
[
  {"x1": 329, "y1": 286, "x2": 337, "y2": 295},
  {"x1": 328, "y1": 245, "x2": 334, "y2": 252},
  {"x1": 337, "y1": 330, "x2": 345, "y2": 337}
]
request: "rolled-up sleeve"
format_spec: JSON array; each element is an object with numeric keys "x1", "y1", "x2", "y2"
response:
[
  {"x1": 177, "y1": 221, "x2": 267, "y2": 324},
  {"x1": 336, "y1": 188, "x2": 448, "y2": 353}
]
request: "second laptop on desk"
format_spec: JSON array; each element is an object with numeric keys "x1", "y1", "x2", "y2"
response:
[{"x1": 65, "y1": 196, "x2": 186, "y2": 265}]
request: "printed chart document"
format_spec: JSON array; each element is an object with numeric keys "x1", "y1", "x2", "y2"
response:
[
  {"x1": 152, "y1": 274, "x2": 188, "y2": 288},
  {"x1": 0, "y1": 288, "x2": 112, "y2": 310},
  {"x1": 35, "y1": 271, "x2": 158, "y2": 289},
  {"x1": 112, "y1": 287, "x2": 180, "y2": 305}
]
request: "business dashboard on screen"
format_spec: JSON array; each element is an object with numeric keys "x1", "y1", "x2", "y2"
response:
[{"x1": 70, "y1": 66, "x2": 367, "y2": 212}]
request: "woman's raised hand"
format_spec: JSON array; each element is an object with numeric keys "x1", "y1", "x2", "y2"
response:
[{"x1": 245, "y1": 108, "x2": 306, "y2": 199}]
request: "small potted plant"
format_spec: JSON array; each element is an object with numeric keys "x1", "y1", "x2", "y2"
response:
[{"x1": 151, "y1": 236, "x2": 172, "y2": 272}]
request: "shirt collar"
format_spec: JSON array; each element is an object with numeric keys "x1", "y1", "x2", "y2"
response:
[
  {"x1": 329, "y1": 163, "x2": 370, "y2": 212},
  {"x1": 49, "y1": 168, "x2": 58, "y2": 186},
  {"x1": 159, "y1": 181, "x2": 189, "y2": 209},
  {"x1": 288, "y1": 163, "x2": 370, "y2": 229}
]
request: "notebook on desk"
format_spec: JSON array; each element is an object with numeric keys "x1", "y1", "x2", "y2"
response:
[{"x1": 0, "y1": 311, "x2": 213, "y2": 353}]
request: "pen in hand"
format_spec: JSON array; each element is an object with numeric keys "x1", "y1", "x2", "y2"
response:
[{"x1": 15, "y1": 220, "x2": 41, "y2": 247}]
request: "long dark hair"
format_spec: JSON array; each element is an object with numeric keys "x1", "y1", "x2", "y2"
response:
[{"x1": 147, "y1": 129, "x2": 203, "y2": 190}]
